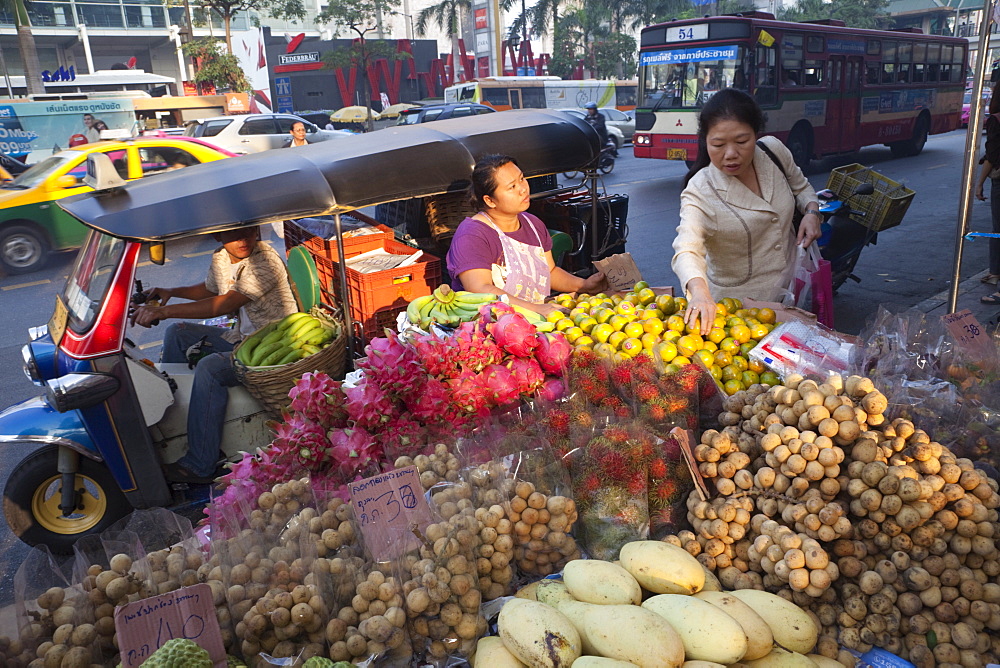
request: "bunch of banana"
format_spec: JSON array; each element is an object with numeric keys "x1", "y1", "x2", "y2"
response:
[
  {"x1": 406, "y1": 285, "x2": 498, "y2": 329},
  {"x1": 236, "y1": 312, "x2": 338, "y2": 367}
]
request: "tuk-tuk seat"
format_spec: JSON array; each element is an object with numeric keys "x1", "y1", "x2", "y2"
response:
[{"x1": 549, "y1": 229, "x2": 572, "y2": 268}]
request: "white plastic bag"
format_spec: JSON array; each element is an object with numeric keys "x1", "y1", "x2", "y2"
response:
[{"x1": 778, "y1": 244, "x2": 821, "y2": 308}]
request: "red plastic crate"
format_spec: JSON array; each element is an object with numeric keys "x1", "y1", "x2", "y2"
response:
[
  {"x1": 315, "y1": 238, "x2": 441, "y2": 340},
  {"x1": 283, "y1": 213, "x2": 390, "y2": 260}
]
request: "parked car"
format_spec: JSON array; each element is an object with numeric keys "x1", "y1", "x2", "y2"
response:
[
  {"x1": 963, "y1": 87, "x2": 992, "y2": 128},
  {"x1": 557, "y1": 108, "x2": 628, "y2": 148},
  {"x1": 183, "y1": 113, "x2": 349, "y2": 154},
  {"x1": 397, "y1": 103, "x2": 496, "y2": 125},
  {"x1": 0, "y1": 137, "x2": 232, "y2": 274}
]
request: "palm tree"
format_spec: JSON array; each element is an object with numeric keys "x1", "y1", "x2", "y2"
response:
[
  {"x1": 0, "y1": 0, "x2": 43, "y2": 95},
  {"x1": 415, "y1": 0, "x2": 472, "y2": 81}
]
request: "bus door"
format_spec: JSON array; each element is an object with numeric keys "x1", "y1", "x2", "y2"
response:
[
  {"x1": 826, "y1": 55, "x2": 864, "y2": 153},
  {"x1": 509, "y1": 89, "x2": 523, "y2": 109}
]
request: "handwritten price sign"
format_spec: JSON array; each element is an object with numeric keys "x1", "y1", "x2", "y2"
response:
[
  {"x1": 350, "y1": 466, "x2": 433, "y2": 561},
  {"x1": 114, "y1": 583, "x2": 225, "y2": 668},
  {"x1": 942, "y1": 310, "x2": 994, "y2": 360}
]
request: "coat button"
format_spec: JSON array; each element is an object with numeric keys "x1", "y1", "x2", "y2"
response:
[
  {"x1": 774, "y1": 243, "x2": 782, "y2": 250},
  {"x1": 771, "y1": 217, "x2": 779, "y2": 223}
]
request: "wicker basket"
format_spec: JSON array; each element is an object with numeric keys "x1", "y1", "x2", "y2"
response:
[
  {"x1": 232, "y1": 306, "x2": 347, "y2": 416},
  {"x1": 426, "y1": 192, "x2": 476, "y2": 242},
  {"x1": 826, "y1": 164, "x2": 915, "y2": 232}
]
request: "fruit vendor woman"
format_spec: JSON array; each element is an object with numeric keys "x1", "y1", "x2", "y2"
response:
[
  {"x1": 447, "y1": 154, "x2": 609, "y2": 319},
  {"x1": 671, "y1": 89, "x2": 822, "y2": 336},
  {"x1": 131, "y1": 227, "x2": 297, "y2": 483}
]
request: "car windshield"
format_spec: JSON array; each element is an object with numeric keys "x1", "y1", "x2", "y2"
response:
[
  {"x1": 2, "y1": 154, "x2": 74, "y2": 190},
  {"x1": 639, "y1": 45, "x2": 747, "y2": 109},
  {"x1": 398, "y1": 112, "x2": 421, "y2": 125},
  {"x1": 63, "y1": 230, "x2": 126, "y2": 333},
  {"x1": 965, "y1": 90, "x2": 973, "y2": 104}
]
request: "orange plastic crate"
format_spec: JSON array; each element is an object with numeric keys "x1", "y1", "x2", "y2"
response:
[
  {"x1": 314, "y1": 238, "x2": 441, "y2": 340},
  {"x1": 283, "y1": 214, "x2": 390, "y2": 260}
]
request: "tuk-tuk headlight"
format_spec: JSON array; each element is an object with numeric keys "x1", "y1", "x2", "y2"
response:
[
  {"x1": 22, "y1": 344, "x2": 42, "y2": 386},
  {"x1": 45, "y1": 373, "x2": 120, "y2": 413}
]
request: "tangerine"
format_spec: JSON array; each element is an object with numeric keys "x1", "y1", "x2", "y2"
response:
[
  {"x1": 723, "y1": 379, "x2": 743, "y2": 396},
  {"x1": 760, "y1": 371, "x2": 781, "y2": 386},
  {"x1": 656, "y1": 294, "x2": 676, "y2": 315},
  {"x1": 594, "y1": 343, "x2": 616, "y2": 359},
  {"x1": 713, "y1": 350, "x2": 733, "y2": 367},
  {"x1": 675, "y1": 297, "x2": 688, "y2": 312},
  {"x1": 546, "y1": 310, "x2": 564, "y2": 324},
  {"x1": 637, "y1": 288, "x2": 657, "y2": 306},
  {"x1": 633, "y1": 280, "x2": 650, "y2": 291},
  {"x1": 729, "y1": 324, "x2": 752, "y2": 344},
  {"x1": 748, "y1": 358, "x2": 767, "y2": 374},
  {"x1": 750, "y1": 323, "x2": 770, "y2": 340},
  {"x1": 592, "y1": 323, "x2": 615, "y2": 344},
  {"x1": 695, "y1": 349, "x2": 716, "y2": 368},
  {"x1": 757, "y1": 307, "x2": 776, "y2": 324},
  {"x1": 741, "y1": 370, "x2": 760, "y2": 386},
  {"x1": 575, "y1": 335, "x2": 595, "y2": 348},
  {"x1": 642, "y1": 318, "x2": 666, "y2": 336},
  {"x1": 710, "y1": 365, "x2": 723, "y2": 381},
  {"x1": 653, "y1": 341, "x2": 678, "y2": 363},
  {"x1": 701, "y1": 340, "x2": 718, "y2": 352},
  {"x1": 677, "y1": 334, "x2": 703, "y2": 357},
  {"x1": 739, "y1": 341, "x2": 758, "y2": 356},
  {"x1": 721, "y1": 365, "x2": 740, "y2": 382},
  {"x1": 555, "y1": 318, "x2": 575, "y2": 332},
  {"x1": 707, "y1": 327, "x2": 727, "y2": 344},
  {"x1": 564, "y1": 326, "x2": 584, "y2": 344},
  {"x1": 620, "y1": 337, "x2": 644, "y2": 357},
  {"x1": 662, "y1": 329, "x2": 682, "y2": 342},
  {"x1": 578, "y1": 317, "x2": 597, "y2": 334},
  {"x1": 666, "y1": 315, "x2": 687, "y2": 332},
  {"x1": 623, "y1": 321, "x2": 645, "y2": 339},
  {"x1": 731, "y1": 355, "x2": 749, "y2": 372},
  {"x1": 608, "y1": 331, "x2": 628, "y2": 349},
  {"x1": 640, "y1": 333, "x2": 660, "y2": 350},
  {"x1": 673, "y1": 355, "x2": 692, "y2": 366},
  {"x1": 608, "y1": 314, "x2": 630, "y2": 332},
  {"x1": 719, "y1": 337, "x2": 740, "y2": 354}
]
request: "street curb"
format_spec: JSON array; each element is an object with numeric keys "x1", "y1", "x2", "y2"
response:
[{"x1": 914, "y1": 269, "x2": 989, "y2": 314}]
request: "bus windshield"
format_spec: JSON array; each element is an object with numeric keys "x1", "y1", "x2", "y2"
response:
[{"x1": 639, "y1": 46, "x2": 748, "y2": 109}]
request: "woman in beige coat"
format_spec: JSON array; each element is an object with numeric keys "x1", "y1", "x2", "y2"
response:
[{"x1": 672, "y1": 88, "x2": 822, "y2": 335}]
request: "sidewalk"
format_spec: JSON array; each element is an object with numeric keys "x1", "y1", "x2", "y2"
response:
[{"x1": 914, "y1": 268, "x2": 1000, "y2": 328}]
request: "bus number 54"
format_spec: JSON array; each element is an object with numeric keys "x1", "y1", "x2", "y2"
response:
[{"x1": 677, "y1": 27, "x2": 696, "y2": 40}]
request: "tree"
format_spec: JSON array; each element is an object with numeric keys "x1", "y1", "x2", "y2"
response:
[
  {"x1": 318, "y1": 0, "x2": 402, "y2": 132},
  {"x1": 182, "y1": 39, "x2": 250, "y2": 92},
  {"x1": 0, "y1": 0, "x2": 43, "y2": 95},
  {"x1": 415, "y1": 0, "x2": 472, "y2": 82},
  {"x1": 192, "y1": 0, "x2": 305, "y2": 54},
  {"x1": 780, "y1": 0, "x2": 889, "y2": 29}
]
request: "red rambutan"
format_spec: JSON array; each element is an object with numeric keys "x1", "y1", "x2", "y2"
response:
[{"x1": 650, "y1": 458, "x2": 668, "y2": 479}]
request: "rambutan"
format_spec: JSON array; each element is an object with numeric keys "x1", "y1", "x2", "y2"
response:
[
  {"x1": 650, "y1": 507, "x2": 679, "y2": 529},
  {"x1": 635, "y1": 382, "x2": 661, "y2": 403},
  {"x1": 604, "y1": 425, "x2": 631, "y2": 445},
  {"x1": 545, "y1": 409, "x2": 571, "y2": 436},
  {"x1": 580, "y1": 474, "x2": 602, "y2": 495},
  {"x1": 650, "y1": 458, "x2": 668, "y2": 479},
  {"x1": 627, "y1": 472, "x2": 646, "y2": 496},
  {"x1": 600, "y1": 450, "x2": 629, "y2": 481},
  {"x1": 651, "y1": 479, "x2": 678, "y2": 506}
]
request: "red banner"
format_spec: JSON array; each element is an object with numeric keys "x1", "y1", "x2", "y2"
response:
[{"x1": 475, "y1": 9, "x2": 487, "y2": 30}]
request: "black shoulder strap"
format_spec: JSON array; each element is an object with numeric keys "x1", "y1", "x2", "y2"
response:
[{"x1": 756, "y1": 139, "x2": 786, "y2": 178}]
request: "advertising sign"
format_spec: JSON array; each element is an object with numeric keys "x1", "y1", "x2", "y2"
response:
[
  {"x1": 233, "y1": 28, "x2": 273, "y2": 113},
  {"x1": 0, "y1": 99, "x2": 136, "y2": 160},
  {"x1": 278, "y1": 52, "x2": 320, "y2": 65},
  {"x1": 475, "y1": 8, "x2": 488, "y2": 30},
  {"x1": 639, "y1": 46, "x2": 738, "y2": 66}
]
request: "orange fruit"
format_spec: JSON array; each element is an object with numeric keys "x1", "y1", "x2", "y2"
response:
[
  {"x1": 675, "y1": 297, "x2": 688, "y2": 312},
  {"x1": 750, "y1": 323, "x2": 770, "y2": 340},
  {"x1": 672, "y1": 355, "x2": 692, "y2": 366},
  {"x1": 609, "y1": 314, "x2": 630, "y2": 332},
  {"x1": 748, "y1": 358, "x2": 767, "y2": 374},
  {"x1": 662, "y1": 329, "x2": 682, "y2": 342},
  {"x1": 731, "y1": 355, "x2": 749, "y2": 372},
  {"x1": 637, "y1": 288, "x2": 657, "y2": 306},
  {"x1": 617, "y1": 301, "x2": 637, "y2": 316},
  {"x1": 653, "y1": 341, "x2": 678, "y2": 363},
  {"x1": 721, "y1": 297, "x2": 738, "y2": 313},
  {"x1": 594, "y1": 342, "x2": 616, "y2": 359},
  {"x1": 713, "y1": 350, "x2": 733, "y2": 367},
  {"x1": 740, "y1": 341, "x2": 758, "y2": 356},
  {"x1": 663, "y1": 363, "x2": 681, "y2": 375},
  {"x1": 677, "y1": 334, "x2": 703, "y2": 357},
  {"x1": 575, "y1": 335, "x2": 595, "y2": 348},
  {"x1": 760, "y1": 371, "x2": 781, "y2": 386},
  {"x1": 546, "y1": 310, "x2": 564, "y2": 324},
  {"x1": 656, "y1": 294, "x2": 676, "y2": 315},
  {"x1": 666, "y1": 315, "x2": 687, "y2": 332},
  {"x1": 729, "y1": 324, "x2": 752, "y2": 344},
  {"x1": 578, "y1": 317, "x2": 597, "y2": 334},
  {"x1": 639, "y1": 308, "x2": 665, "y2": 321},
  {"x1": 684, "y1": 318, "x2": 702, "y2": 335},
  {"x1": 741, "y1": 370, "x2": 760, "y2": 386},
  {"x1": 592, "y1": 323, "x2": 615, "y2": 344},
  {"x1": 642, "y1": 318, "x2": 666, "y2": 336},
  {"x1": 695, "y1": 349, "x2": 716, "y2": 368},
  {"x1": 633, "y1": 280, "x2": 650, "y2": 291},
  {"x1": 707, "y1": 327, "x2": 727, "y2": 344},
  {"x1": 594, "y1": 308, "x2": 615, "y2": 324},
  {"x1": 620, "y1": 337, "x2": 644, "y2": 357},
  {"x1": 701, "y1": 340, "x2": 718, "y2": 352},
  {"x1": 757, "y1": 307, "x2": 776, "y2": 324},
  {"x1": 555, "y1": 318, "x2": 574, "y2": 332},
  {"x1": 723, "y1": 379, "x2": 743, "y2": 396},
  {"x1": 719, "y1": 337, "x2": 740, "y2": 354},
  {"x1": 640, "y1": 333, "x2": 660, "y2": 350},
  {"x1": 710, "y1": 365, "x2": 723, "y2": 380},
  {"x1": 564, "y1": 326, "x2": 584, "y2": 344},
  {"x1": 623, "y1": 321, "x2": 645, "y2": 339},
  {"x1": 608, "y1": 331, "x2": 628, "y2": 349}
]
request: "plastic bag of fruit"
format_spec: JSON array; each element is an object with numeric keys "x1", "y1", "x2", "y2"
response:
[{"x1": 14, "y1": 544, "x2": 101, "y2": 668}]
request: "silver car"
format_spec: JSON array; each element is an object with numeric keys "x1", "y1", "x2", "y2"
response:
[
  {"x1": 183, "y1": 113, "x2": 350, "y2": 154},
  {"x1": 557, "y1": 108, "x2": 635, "y2": 148}
]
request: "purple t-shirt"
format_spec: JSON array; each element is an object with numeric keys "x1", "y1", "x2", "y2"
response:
[{"x1": 447, "y1": 213, "x2": 553, "y2": 290}]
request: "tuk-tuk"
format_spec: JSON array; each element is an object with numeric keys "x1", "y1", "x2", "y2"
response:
[{"x1": 0, "y1": 110, "x2": 601, "y2": 552}]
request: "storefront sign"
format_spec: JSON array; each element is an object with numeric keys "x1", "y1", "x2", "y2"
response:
[
  {"x1": 114, "y1": 584, "x2": 224, "y2": 668},
  {"x1": 225, "y1": 92, "x2": 249, "y2": 113},
  {"x1": 278, "y1": 52, "x2": 320, "y2": 65},
  {"x1": 475, "y1": 8, "x2": 488, "y2": 30}
]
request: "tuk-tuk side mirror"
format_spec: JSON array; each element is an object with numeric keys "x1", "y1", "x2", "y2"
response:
[
  {"x1": 46, "y1": 372, "x2": 120, "y2": 413},
  {"x1": 54, "y1": 175, "x2": 79, "y2": 189},
  {"x1": 148, "y1": 242, "x2": 165, "y2": 265}
]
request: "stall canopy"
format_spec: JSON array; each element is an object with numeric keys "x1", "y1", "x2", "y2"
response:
[{"x1": 58, "y1": 109, "x2": 601, "y2": 243}]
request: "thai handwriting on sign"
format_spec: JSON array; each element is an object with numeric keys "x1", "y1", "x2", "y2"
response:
[
  {"x1": 114, "y1": 583, "x2": 225, "y2": 668},
  {"x1": 942, "y1": 310, "x2": 992, "y2": 358},
  {"x1": 350, "y1": 465, "x2": 434, "y2": 561}
]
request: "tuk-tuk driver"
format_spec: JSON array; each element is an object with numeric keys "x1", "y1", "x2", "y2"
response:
[{"x1": 131, "y1": 226, "x2": 297, "y2": 483}]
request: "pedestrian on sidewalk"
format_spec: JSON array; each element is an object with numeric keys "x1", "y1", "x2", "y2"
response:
[{"x1": 975, "y1": 88, "x2": 1000, "y2": 301}]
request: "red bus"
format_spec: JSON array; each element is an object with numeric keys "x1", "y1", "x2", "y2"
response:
[{"x1": 632, "y1": 13, "x2": 967, "y2": 168}]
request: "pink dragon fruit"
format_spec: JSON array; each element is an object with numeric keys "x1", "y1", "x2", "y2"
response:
[
  {"x1": 357, "y1": 335, "x2": 426, "y2": 400},
  {"x1": 287, "y1": 371, "x2": 348, "y2": 427},
  {"x1": 451, "y1": 321, "x2": 504, "y2": 373},
  {"x1": 506, "y1": 357, "x2": 545, "y2": 395},
  {"x1": 481, "y1": 364, "x2": 522, "y2": 407},
  {"x1": 327, "y1": 427, "x2": 380, "y2": 477},
  {"x1": 534, "y1": 333, "x2": 572, "y2": 375},
  {"x1": 344, "y1": 379, "x2": 401, "y2": 429},
  {"x1": 488, "y1": 312, "x2": 540, "y2": 358},
  {"x1": 448, "y1": 370, "x2": 494, "y2": 416},
  {"x1": 410, "y1": 332, "x2": 455, "y2": 377},
  {"x1": 536, "y1": 376, "x2": 567, "y2": 402},
  {"x1": 404, "y1": 375, "x2": 456, "y2": 423},
  {"x1": 381, "y1": 415, "x2": 428, "y2": 450}
]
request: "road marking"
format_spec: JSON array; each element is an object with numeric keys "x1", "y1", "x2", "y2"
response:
[
  {"x1": 2, "y1": 279, "x2": 50, "y2": 291},
  {"x1": 139, "y1": 340, "x2": 163, "y2": 350},
  {"x1": 137, "y1": 259, "x2": 171, "y2": 267},
  {"x1": 182, "y1": 249, "x2": 216, "y2": 258},
  {"x1": 926, "y1": 164, "x2": 947, "y2": 170}
]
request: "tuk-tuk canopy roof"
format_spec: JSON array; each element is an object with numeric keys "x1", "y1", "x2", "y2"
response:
[{"x1": 58, "y1": 109, "x2": 601, "y2": 242}]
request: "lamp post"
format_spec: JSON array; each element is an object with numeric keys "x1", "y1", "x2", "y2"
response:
[{"x1": 396, "y1": 11, "x2": 415, "y2": 40}]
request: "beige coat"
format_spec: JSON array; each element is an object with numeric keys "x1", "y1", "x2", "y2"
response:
[{"x1": 672, "y1": 135, "x2": 818, "y2": 302}]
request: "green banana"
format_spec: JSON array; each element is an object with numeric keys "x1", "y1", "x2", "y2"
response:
[
  {"x1": 286, "y1": 315, "x2": 321, "y2": 340},
  {"x1": 453, "y1": 291, "x2": 499, "y2": 306},
  {"x1": 260, "y1": 346, "x2": 293, "y2": 366},
  {"x1": 301, "y1": 344, "x2": 322, "y2": 356},
  {"x1": 407, "y1": 295, "x2": 434, "y2": 323},
  {"x1": 433, "y1": 284, "x2": 456, "y2": 304},
  {"x1": 278, "y1": 312, "x2": 311, "y2": 331},
  {"x1": 259, "y1": 328, "x2": 285, "y2": 348},
  {"x1": 276, "y1": 348, "x2": 303, "y2": 365},
  {"x1": 302, "y1": 326, "x2": 333, "y2": 346},
  {"x1": 250, "y1": 341, "x2": 285, "y2": 366},
  {"x1": 512, "y1": 305, "x2": 544, "y2": 323}
]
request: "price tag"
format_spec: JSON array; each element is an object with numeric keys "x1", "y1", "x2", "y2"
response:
[
  {"x1": 593, "y1": 252, "x2": 643, "y2": 293},
  {"x1": 114, "y1": 583, "x2": 225, "y2": 668},
  {"x1": 942, "y1": 309, "x2": 994, "y2": 360},
  {"x1": 671, "y1": 427, "x2": 710, "y2": 502},
  {"x1": 350, "y1": 466, "x2": 434, "y2": 561}
]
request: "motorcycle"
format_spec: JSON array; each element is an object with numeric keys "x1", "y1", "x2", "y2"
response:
[
  {"x1": 0, "y1": 109, "x2": 601, "y2": 553},
  {"x1": 563, "y1": 138, "x2": 617, "y2": 179},
  {"x1": 816, "y1": 182, "x2": 877, "y2": 291}
]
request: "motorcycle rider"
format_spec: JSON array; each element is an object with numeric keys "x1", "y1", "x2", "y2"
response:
[
  {"x1": 583, "y1": 102, "x2": 609, "y2": 147},
  {"x1": 131, "y1": 226, "x2": 297, "y2": 483}
]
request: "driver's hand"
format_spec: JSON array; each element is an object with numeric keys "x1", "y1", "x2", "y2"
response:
[
  {"x1": 146, "y1": 286, "x2": 172, "y2": 305},
  {"x1": 131, "y1": 305, "x2": 165, "y2": 328}
]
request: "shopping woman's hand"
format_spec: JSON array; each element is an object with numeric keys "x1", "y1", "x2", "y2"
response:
[
  {"x1": 683, "y1": 278, "x2": 715, "y2": 336},
  {"x1": 796, "y1": 211, "x2": 823, "y2": 247},
  {"x1": 976, "y1": 184, "x2": 987, "y2": 202}
]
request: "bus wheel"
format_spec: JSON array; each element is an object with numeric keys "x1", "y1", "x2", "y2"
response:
[
  {"x1": 892, "y1": 115, "x2": 929, "y2": 158},
  {"x1": 0, "y1": 224, "x2": 49, "y2": 275},
  {"x1": 787, "y1": 126, "x2": 812, "y2": 172}
]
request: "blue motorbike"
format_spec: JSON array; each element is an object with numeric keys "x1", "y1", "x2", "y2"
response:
[{"x1": 816, "y1": 182, "x2": 877, "y2": 291}]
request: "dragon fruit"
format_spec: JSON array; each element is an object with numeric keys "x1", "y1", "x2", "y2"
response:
[
  {"x1": 536, "y1": 376, "x2": 566, "y2": 402},
  {"x1": 287, "y1": 372, "x2": 348, "y2": 427},
  {"x1": 404, "y1": 375, "x2": 457, "y2": 423},
  {"x1": 327, "y1": 427, "x2": 380, "y2": 476},
  {"x1": 448, "y1": 370, "x2": 494, "y2": 416},
  {"x1": 507, "y1": 357, "x2": 545, "y2": 395},
  {"x1": 535, "y1": 333, "x2": 572, "y2": 375},
  {"x1": 481, "y1": 364, "x2": 522, "y2": 407},
  {"x1": 271, "y1": 415, "x2": 332, "y2": 469},
  {"x1": 488, "y1": 312, "x2": 540, "y2": 358},
  {"x1": 344, "y1": 379, "x2": 401, "y2": 429},
  {"x1": 410, "y1": 332, "x2": 455, "y2": 377},
  {"x1": 451, "y1": 321, "x2": 504, "y2": 373}
]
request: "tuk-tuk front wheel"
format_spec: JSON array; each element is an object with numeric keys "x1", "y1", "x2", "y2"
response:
[
  {"x1": 3, "y1": 446, "x2": 131, "y2": 554},
  {"x1": 0, "y1": 224, "x2": 49, "y2": 275}
]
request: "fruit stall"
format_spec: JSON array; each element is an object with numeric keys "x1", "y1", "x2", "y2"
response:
[{"x1": 31, "y1": 113, "x2": 1000, "y2": 668}]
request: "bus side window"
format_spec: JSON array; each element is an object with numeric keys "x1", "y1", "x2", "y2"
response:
[
  {"x1": 912, "y1": 63, "x2": 925, "y2": 83},
  {"x1": 866, "y1": 63, "x2": 880, "y2": 85},
  {"x1": 881, "y1": 63, "x2": 896, "y2": 85},
  {"x1": 897, "y1": 63, "x2": 910, "y2": 83},
  {"x1": 804, "y1": 60, "x2": 823, "y2": 86},
  {"x1": 755, "y1": 44, "x2": 777, "y2": 105}
]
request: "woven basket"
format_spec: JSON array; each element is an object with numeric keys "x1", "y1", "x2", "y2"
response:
[
  {"x1": 426, "y1": 192, "x2": 476, "y2": 242},
  {"x1": 232, "y1": 306, "x2": 347, "y2": 416}
]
